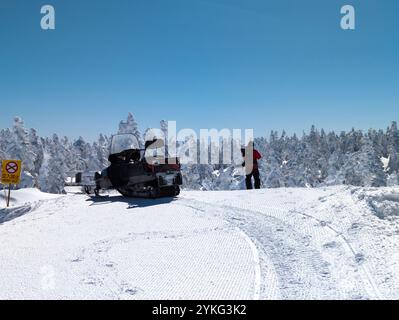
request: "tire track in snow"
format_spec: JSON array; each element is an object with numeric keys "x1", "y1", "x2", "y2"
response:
[
  {"x1": 180, "y1": 196, "x2": 382, "y2": 299},
  {"x1": 229, "y1": 206, "x2": 337, "y2": 299},
  {"x1": 178, "y1": 199, "x2": 289, "y2": 299},
  {"x1": 289, "y1": 209, "x2": 384, "y2": 300},
  {"x1": 228, "y1": 204, "x2": 383, "y2": 299},
  {"x1": 236, "y1": 228, "x2": 261, "y2": 300},
  {"x1": 181, "y1": 198, "x2": 339, "y2": 299},
  {"x1": 174, "y1": 200, "x2": 279, "y2": 300}
]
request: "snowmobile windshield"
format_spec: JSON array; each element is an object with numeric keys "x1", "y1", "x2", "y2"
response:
[{"x1": 110, "y1": 134, "x2": 140, "y2": 155}]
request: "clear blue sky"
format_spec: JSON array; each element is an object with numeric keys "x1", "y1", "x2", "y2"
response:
[{"x1": 0, "y1": 0, "x2": 398, "y2": 141}]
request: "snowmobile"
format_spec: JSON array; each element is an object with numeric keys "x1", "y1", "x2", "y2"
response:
[{"x1": 83, "y1": 134, "x2": 182, "y2": 198}]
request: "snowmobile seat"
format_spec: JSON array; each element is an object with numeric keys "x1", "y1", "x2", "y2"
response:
[
  {"x1": 108, "y1": 149, "x2": 141, "y2": 164},
  {"x1": 108, "y1": 153, "x2": 122, "y2": 163},
  {"x1": 127, "y1": 149, "x2": 141, "y2": 162}
]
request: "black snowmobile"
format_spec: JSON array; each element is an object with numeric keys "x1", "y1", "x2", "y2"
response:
[{"x1": 85, "y1": 134, "x2": 182, "y2": 198}]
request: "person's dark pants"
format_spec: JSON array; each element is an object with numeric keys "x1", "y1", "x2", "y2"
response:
[{"x1": 246, "y1": 168, "x2": 261, "y2": 190}]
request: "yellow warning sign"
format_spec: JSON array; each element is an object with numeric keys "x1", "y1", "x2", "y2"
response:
[{"x1": 1, "y1": 160, "x2": 22, "y2": 184}]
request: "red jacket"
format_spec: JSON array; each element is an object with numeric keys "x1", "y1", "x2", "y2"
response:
[
  {"x1": 254, "y1": 149, "x2": 261, "y2": 161},
  {"x1": 242, "y1": 148, "x2": 262, "y2": 170},
  {"x1": 253, "y1": 149, "x2": 261, "y2": 169}
]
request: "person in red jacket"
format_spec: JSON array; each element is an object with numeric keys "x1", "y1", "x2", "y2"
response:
[{"x1": 241, "y1": 142, "x2": 262, "y2": 189}]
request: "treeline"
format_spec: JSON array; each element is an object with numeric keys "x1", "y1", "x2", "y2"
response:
[{"x1": 1, "y1": 113, "x2": 398, "y2": 193}]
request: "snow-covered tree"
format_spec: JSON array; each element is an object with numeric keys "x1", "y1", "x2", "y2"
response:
[
  {"x1": 29, "y1": 128, "x2": 44, "y2": 186},
  {"x1": 96, "y1": 134, "x2": 110, "y2": 169},
  {"x1": 118, "y1": 112, "x2": 143, "y2": 147},
  {"x1": 386, "y1": 121, "x2": 399, "y2": 173},
  {"x1": 6, "y1": 117, "x2": 37, "y2": 187},
  {"x1": 72, "y1": 136, "x2": 90, "y2": 172},
  {"x1": 341, "y1": 137, "x2": 386, "y2": 187},
  {"x1": 39, "y1": 134, "x2": 68, "y2": 194}
]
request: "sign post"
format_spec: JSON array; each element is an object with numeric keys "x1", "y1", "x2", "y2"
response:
[
  {"x1": 1, "y1": 160, "x2": 22, "y2": 207},
  {"x1": 6, "y1": 183, "x2": 11, "y2": 207}
]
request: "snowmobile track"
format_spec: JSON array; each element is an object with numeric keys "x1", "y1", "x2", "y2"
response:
[
  {"x1": 180, "y1": 196, "x2": 384, "y2": 300},
  {"x1": 290, "y1": 209, "x2": 384, "y2": 300}
]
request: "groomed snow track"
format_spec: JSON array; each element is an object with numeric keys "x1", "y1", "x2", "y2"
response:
[
  {"x1": 1, "y1": 186, "x2": 398, "y2": 299},
  {"x1": 179, "y1": 195, "x2": 383, "y2": 300}
]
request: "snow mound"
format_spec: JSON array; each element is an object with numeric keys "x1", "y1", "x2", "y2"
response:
[
  {"x1": 356, "y1": 188, "x2": 399, "y2": 219},
  {"x1": 0, "y1": 203, "x2": 37, "y2": 224},
  {"x1": 0, "y1": 187, "x2": 59, "y2": 207},
  {"x1": 0, "y1": 188, "x2": 61, "y2": 223}
]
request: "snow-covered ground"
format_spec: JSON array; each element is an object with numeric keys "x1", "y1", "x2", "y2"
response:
[
  {"x1": 0, "y1": 186, "x2": 399, "y2": 300},
  {"x1": 0, "y1": 188, "x2": 60, "y2": 224}
]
